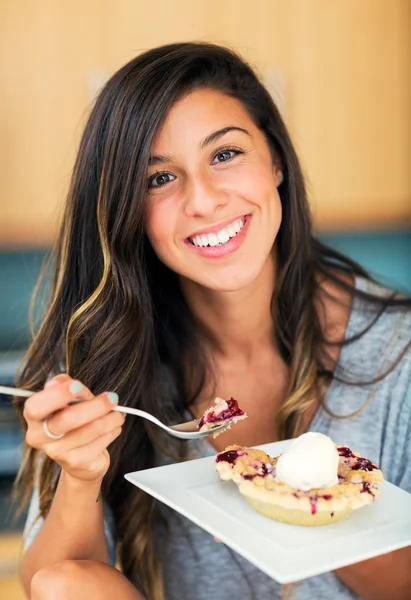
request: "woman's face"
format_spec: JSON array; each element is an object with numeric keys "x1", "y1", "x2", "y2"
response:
[{"x1": 145, "y1": 88, "x2": 283, "y2": 292}]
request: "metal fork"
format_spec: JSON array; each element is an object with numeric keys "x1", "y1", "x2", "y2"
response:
[{"x1": 0, "y1": 385, "x2": 229, "y2": 440}]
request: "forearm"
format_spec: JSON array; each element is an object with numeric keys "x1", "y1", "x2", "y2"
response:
[
  {"x1": 335, "y1": 547, "x2": 411, "y2": 600},
  {"x1": 21, "y1": 471, "x2": 110, "y2": 594}
]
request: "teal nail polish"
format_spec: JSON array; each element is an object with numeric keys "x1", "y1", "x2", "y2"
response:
[
  {"x1": 108, "y1": 392, "x2": 119, "y2": 404},
  {"x1": 69, "y1": 381, "x2": 83, "y2": 394}
]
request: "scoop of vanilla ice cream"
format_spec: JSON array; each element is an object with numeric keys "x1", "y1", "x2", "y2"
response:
[{"x1": 275, "y1": 432, "x2": 339, "y2": 491}]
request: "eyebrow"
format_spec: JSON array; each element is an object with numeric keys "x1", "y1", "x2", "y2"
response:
[
  {"x1": 148, "y1": 126, "x2": 251, "y2": 166},
  {"x1": 200, "y1": 126, "x2": 251, "y2": 148}
]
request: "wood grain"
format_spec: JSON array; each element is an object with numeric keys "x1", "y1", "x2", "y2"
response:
[{"x1": 0, "y1": 0, "x2": 410, "y2": 246}]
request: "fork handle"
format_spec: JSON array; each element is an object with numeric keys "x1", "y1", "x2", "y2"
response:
[
  {"x1": 112, "y1": 404, "x2": 165, "y2": 430},
  {"x1": 0, "y1": 385, "x2": 166, "y2": 431},
  {"x1": 0, "y1": 385, "x2": 33, "y2": 398},
  {"x1": 113, "y1": 405, "x2": 145, "y2": 417}
]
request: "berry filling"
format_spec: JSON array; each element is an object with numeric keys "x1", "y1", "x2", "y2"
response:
[
  {"x1": 338, "y1": 446, "x2": 377, "y2": 471},
  {"x1": 293, "y1": 492, "x2": 333, "y2": 514},
  {"x1": 216, "y1": 449, "x2": 244, "y2": 464},
  {"x1": 352, "y1": 457, "x2": 378, "y2": 472},
  {"x1": 243, "y1": 462, "x2": 275, "y2": 480},
  {"x1": 361, "y1": 482, "x2": 375, "y2": 497},
  {"x1": 310, "y1": 494, "x2": 332, "y2": 514},
  {"x1": 199, "y1": 398, "x2": 246, "y2": 429},
  {"x1": 337, "y1": 446, "x2": 356, "y2": 458}
]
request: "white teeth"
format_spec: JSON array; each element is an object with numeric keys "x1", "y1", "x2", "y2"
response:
[
  {"x1": 217, "y1": 229, "x2": 230, "y2": 244},
  {"x1": 208, "y1": 233, "x2": 219, "y2": 246},
  {"x1": 233, "y1": 219, "x2": 242, "y2": 233},
  {"x1": 190, "y1": 217, "x2": 246, "y2": 247}
]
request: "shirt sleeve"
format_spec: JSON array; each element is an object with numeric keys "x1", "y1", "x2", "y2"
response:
[{"x1": 23, "y1": 477, "x2": 117, "y2": 566}]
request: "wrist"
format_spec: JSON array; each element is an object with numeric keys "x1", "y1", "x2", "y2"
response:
[{"x1": 60, "y1": 469, "x2": 105, "y2": 495}]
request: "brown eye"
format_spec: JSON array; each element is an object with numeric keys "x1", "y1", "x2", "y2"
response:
[
  {"x1": 211, "y1": 148, "x2": 242, "y2": 164},
  {"x1": 148, "y1": 172, "x2": 175, "y2": 189}
]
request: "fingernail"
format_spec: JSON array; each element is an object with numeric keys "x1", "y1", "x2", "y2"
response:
[
  {"x1": 108, "y1": 392, "x2": 119, "y2": 404},
  {"x1": 69, "y1": 381, "x2": 83, "y2": 394}
]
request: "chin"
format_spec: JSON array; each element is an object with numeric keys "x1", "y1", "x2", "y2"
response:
[{"x1": 197, "y1": 267, "x2": 264, "y2": 293}]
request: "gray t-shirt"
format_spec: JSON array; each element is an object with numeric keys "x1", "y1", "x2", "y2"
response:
[{"x1": 24, "y1": 277, "x2": 411, "y2": 600}]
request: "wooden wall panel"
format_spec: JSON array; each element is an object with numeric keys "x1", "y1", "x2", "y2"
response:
[
  {"x1": 0, "y1": 0, "x2": 104, "y2": 245},
  {"x1": 0, "y1": 0, "x2": 410, "y2": 246}
]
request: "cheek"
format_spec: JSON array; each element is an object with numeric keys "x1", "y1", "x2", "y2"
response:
[
  {"x1": 145, "y1": 202, "x2": 177, "y2": 257},
  {"x1": 228, "y1": 162, "x2": 277, "y2": 201}
]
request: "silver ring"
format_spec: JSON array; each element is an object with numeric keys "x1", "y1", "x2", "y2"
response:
[{"x1": 43, "y1": 419, "x2": 64, "y2": 440}]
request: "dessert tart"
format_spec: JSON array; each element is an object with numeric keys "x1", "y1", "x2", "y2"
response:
[
  {"x1": 216, "y1": 443, "x2": 383, "y2": 526},
  {"x1": 198, "y1": 397, "x2": 247, "y2": 436}
]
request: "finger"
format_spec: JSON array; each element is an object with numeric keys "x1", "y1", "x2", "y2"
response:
[
  {"x1": 43, "y1": 410, "x2": 125, "y2": 454},
  {"x1": 44, "y1": 374, "x2": 72, "y2": 389},
  {"x1": 26, "y1": 391, "x2": 121, "y2": 447},
  {"x1": 45, "y1": 375, "x2": 85, "y2": 404},
  {"x1": 42, "y1": 391, "x2": 120, "y2": 438},
  {"x1": 59, "y1": 428, "x2": 123, "y2": 473},
  {"x1": 23, "y1": 378, "x2": 94, "y2": 423}
]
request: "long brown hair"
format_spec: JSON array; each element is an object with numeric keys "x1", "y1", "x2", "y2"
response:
[{"x1": 14, "y1": 42, "x2": 411, "y2": 599}]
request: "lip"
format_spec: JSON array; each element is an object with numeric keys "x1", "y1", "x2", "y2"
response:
[
  {"x1": 186, "y1": 214, "x2": 248, "y2": 240},
  {"x1": 184, "y1": 214, "x2": 251, "y2": 259}
]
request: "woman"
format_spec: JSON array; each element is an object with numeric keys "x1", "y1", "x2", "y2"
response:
[{"x1": 15, "y1": 42, "x2": 411, "y2": 600}]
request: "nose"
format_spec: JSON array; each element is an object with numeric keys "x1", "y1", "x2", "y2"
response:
[{"x1": 183, "y1": 172, "x2": 229, "y2": 218}]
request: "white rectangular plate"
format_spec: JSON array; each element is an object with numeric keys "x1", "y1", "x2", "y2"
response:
[{"x1": 125, "y1": 440, "x2": 411, "y2": 584}]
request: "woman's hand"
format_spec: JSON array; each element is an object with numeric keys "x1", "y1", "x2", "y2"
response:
[{"x1": 23, "y1": 374, "x2": 125, "y2": 483}]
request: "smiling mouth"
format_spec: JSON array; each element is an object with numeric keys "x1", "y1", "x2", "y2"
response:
[{"x1": 188, "y1": 216, "x2": 247, "y2": 248}]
